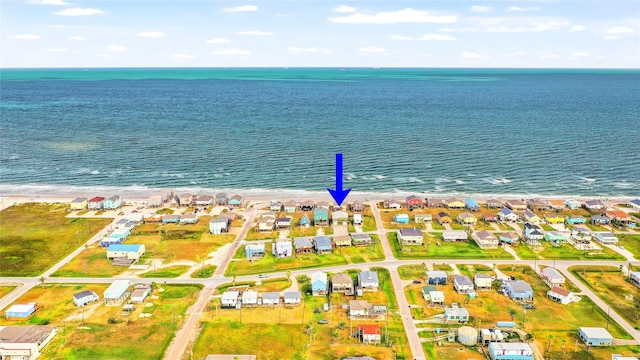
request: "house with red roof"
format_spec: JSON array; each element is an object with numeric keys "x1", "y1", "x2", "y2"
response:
[
  {"x1": 358, "y1": 324, "x2": 381, "y2": 344},
  {"x1": 87, "y1": 196, "x2": 105, "y2": 210}
]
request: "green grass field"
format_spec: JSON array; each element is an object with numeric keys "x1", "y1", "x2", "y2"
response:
[
  {"x1": 140, "y1": 265, "x2": 190, "y2": 278},
  {"x1": 618, "y1": 233, "x2": 640, "y2": 258},
  {"x1": 0, "y1": 203, "x2": 113, "y2": 276},
  {"x1": 0, "y1": 286, "x2": 17, "y2": 299},
  {"x1": 51, "y1": 245, "x2": 130, "y2": 277},
  {"x1": 513, "y1": 241, "x2": 624, "y2": 260},
  {"x1": 387, "y1": 232, "x2": 513, "y2": 260},
  {"x1": 190, "y1": 264, "x2": 217, "y2": 278}
]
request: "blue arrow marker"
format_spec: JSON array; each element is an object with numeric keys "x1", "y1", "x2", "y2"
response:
[{"x1": 327, "y1": 153, "x2": 351, "y2": 206}]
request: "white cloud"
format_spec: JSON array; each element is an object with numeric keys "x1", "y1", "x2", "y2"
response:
[
  {"x1": 603, "y1": 35, "x2": 620, "y2": 40},
  {"x1": 329, "y1": 8, "x2": 457, "y2": 24},
  {"x1": 288, "y1": 47, "x2": 333, "y2": 55},
  {"x1": 506, "y1": 6, "x2": 540, "y2": 12},
  {"x1": 569, "y1": 25, "x2": 586, "y2": 32},
  {"x1": 607, "y1": 26, "x2": 634, "y2": 34},
  {"x1": 572, "y1": 51, "x2": 590, "y2": 57},
  {"x1": 137, "y1": 31, "x2": 164, "y2": 38},
  {"x1": 171, "y1": 53, "x2": 197, "y2": 59},
  {"x1": 27, "y1": 0, "x2": 68, "y2": 5},
  {"x1": 485, "y1": 20, "x2": 568, "y2": 33},
  {"x1": 48, "y1": 48, "x2": 69, "y2": 52},
  {"x1": 463, "y1": 51, "x2": 484, "y2": 58},
  {"x1": 70, "y1": 35, "x2": 86, "y2": 40},
  {"x1": 439, "y1": 27, "x2": 455, "y2": 32},
  {"x1": 54, "y1": 7, "x2": 104, "y2": 16},
  {"x1": 470, "y1": 5, "x2": 491, "y2": 12},
  {"x1": 223, "y1": 4, "x2": 258, "y2": 13},
  {"x1": 206, "y1": 38, "x2": 231, "y2": 44},
  {"x1": 238, "y1": 30, "x2": 272, "y2": 36},
  {"x1": 332, "y1": 5, "x2": 356, "y2": 13},
  {"x1": 538, "y1": 53, "x2": 560, "y2": 59},
  {"x1": 389, "y1": 34, "x2": 455, "y2": 41},
  {"x1": 106, "y1": 44, "x2": 127, "y2": 52},
  {"x1": 13, "y1": 33, "x2": 42, "y2": 40},
  {"x1": 211, "y1": 49, "x2": 251, "y2": 56},
  {"x1": 507, "y1": 51, "x2": 527, "y2": 56},
  {"x1": 359, "y1": 46, "x2": 386, "y2": 53}
]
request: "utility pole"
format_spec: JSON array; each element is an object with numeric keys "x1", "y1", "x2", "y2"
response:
[{"x1": 606, "y1": 305, "x2": 610, "y2": 329}]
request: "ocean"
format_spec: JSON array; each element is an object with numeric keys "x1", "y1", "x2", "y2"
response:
[{"x1": 1, "y1": 68, "x2": 639, "y2": 199}]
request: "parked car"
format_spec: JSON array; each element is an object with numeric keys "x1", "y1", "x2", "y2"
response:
[
  {"x1": 524, "y1": 304, "x2": 536, "y2": 309},
  {"x1": 318, "y1": 320, "x2": 329, "y2": 324},
  {"x1": 412, "y1": 280, "x2": 421, "y2": 284},
  {"x1": 258, "y1": 274, "x2": 269, "y2": 279}
]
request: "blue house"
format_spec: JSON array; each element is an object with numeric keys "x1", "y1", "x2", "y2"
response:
[
  {"x1": 311, "y1": 271, "x2": 328, "y2": 296},
  {"x1": 591, "y1": 215, "x2": 610, "y2": 225},
  {"x1": 245, "y1": 243, "x2": 265, "y2": 260},
  {"x1": 5, "y1": 303, "x2": 37, "y2": 319},
  {"x1": 313, "y1": 207, "x2": 329, "y2": 227},
  {"x1": 314, "y1": 236, "x2": 333, "y2": 254},
  {"x1": 299, "y1": 213, "x2": 311, "y2": 227},
  {"x1": 566, "y1": 215, "x2": 587, "y2": 225},
  {"x1": 488, "y1": 343, "x2": 534, "y2": 360},
  {"x1": 504, "y1": 280, "x2": 533, "y2": 301},
  {"x1": 578, "y1": 327, "x2": 613, "y2": 346},
  {"x1": 395, "y1": 214, "x2": 410, "y2": 224},
  {"x1": 426, "y1": 270, "x2": 448, "y2": 285},
  {"x1": 465, "y1": 198, "x2": 480, "y2": 212},
  {"x1": 103, "y1": 195, "x2": 122, "y2": 210}
]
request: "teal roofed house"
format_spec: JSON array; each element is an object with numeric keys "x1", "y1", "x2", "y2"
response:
[
  {"x1": 314, "y1": 207, "x2": 329, "y2": 227},
  {"x1": 299, "y1": 213, "x2": 311, "y2": 227},
  {"x1": 544, "y1": 231, "x2": 567, "y2": 245},
  {"x1": 566, "y1": 215, "x2": 586, "y2": 224}
]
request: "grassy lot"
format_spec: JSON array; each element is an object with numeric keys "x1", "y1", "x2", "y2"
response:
[
  {"x1": 245, "y1": 227, "x2": 280, "y2": 240},
  {"x1": 618, "y1": 233, "x2": 640, "y2": 258},
  {"x1": 0, "y1": 203, "x2": 113, "y2": 276},
  {"x1": 457, "y1": 264, "x2": 493, "y2": 278},
  {"x1": 513, "y1": 241, "x2": 624, "y2": 260},
  {"x1": 190, "y1": 265, "x2": 217, "y2": 278},
  {"x1": 497, "y1": 222, "x2": 515, "y2": 231},
  {"x1": 0, "y1": 286, "x2": 17, "y2": 299},
  {"x1": 225, "y1": 240, "x2": 385, "y2": 276},
  {"x1": 155, "y1": 208, "x2": 174, "y2": 214},
  {"x1": 570, "y1": 265, "x2": 640, "y2": 325},
  {"x1": 387, "y1": 232, "x2": 513, "y2": 260},
  {"x1": 289, "y1": 226, "x2": 320, "y2": 238},
  {"x1": 140, "y1": 265, "x2": 190, "y2": 278},
  {"x1": 0, "y1": 283, "x2": 201, "y2": 360},
  {"x1": 423, "y1": 342, "x2": 483, "y2": 360},
  {"x1": 586, "y1": 223, "x2": 611, "y2": 232},
  {"x1": 217, "y1": 277, "x2": 291, "y2": 293},
  {"x1": 51, "y1": 245, "x2": 129, "y2": 277}
]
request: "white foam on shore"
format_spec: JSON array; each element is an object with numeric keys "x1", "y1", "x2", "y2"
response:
[{"x1": 484, "y1": 177, "x2": 512, "y2": 185}]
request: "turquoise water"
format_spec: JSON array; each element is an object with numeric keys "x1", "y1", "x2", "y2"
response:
[{"x1": 1, "y1": 68, "x2": 639, "y2": 197}]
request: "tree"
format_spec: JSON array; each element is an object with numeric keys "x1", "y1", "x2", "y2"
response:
[
  {"x1": 338, "y1": 321, "x2": 346, "y2": 330},
  {"x1": 508, "y1": 308, "x2": 517, "y2": 321},
  {"x1": 547, "y1": 334, "x2": 554, "y2": 353},
  {"x1": 332, "y1": 329, "x2": 340, "y2": 341},
  {"x1": 524, "y1": 333, "x2": 534, "y2": 342},
  {"x1": 286, "y1": 271, "x2": 292, "y2": 283},
  {"x1": 39, "y1": 276, "x2": 45, "y2": 289}
]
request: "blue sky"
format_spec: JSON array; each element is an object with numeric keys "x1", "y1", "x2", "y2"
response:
[{"x1": 2, "y1": 1, "x2": 639, "y2": 68}]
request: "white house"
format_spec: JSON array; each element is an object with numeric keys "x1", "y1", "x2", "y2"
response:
[
  {"x1": 221, "y1": 291, "x2": 239, "y2": 308},
  {"x1": 593, "y1": 232, "x2": 618, "y2": 245},
  {"x1": 628, "y1": 199, "x2": 640, "y2": 211},
  {"x1": 349, "y1": 300, "x2": 371, "y2": 317},
  {"x1": 453, "y1": 275, "x2": 474, "y2": 294},
  {"x1": 472, "y1": 230, "x2": 499, "y2": 249},
  {"x1": 547, "y1": 287, "x2": 573, "y2": 305},
  {"x1": 209, "y1": 217, "x2": 229, "y2": 234},
  {"x1": 73, "y1": 291, "x2": 99, "y2": 307},
  {"x1": 332, "y1": 211, "x2": 349, "y2": 226},
  {"x1": 629, "y1": 272, "x2": 640, "y2": 288},
  {"x1": 498, "y1": 208, "x2": 518, "y2": 222},
  {"x1": 353, "y1": 214, "x2": 363, "y2": 225},
  {"x1": 0, "y1": 326, "x2": 57, "y2": 360},
  {"x1": 106, "y1": 244, "x2": 145, "y2": 262},
  {"x1": 540, "y1": 267, "x2": 565, "y2": 288},
  {"x1": 358, "y1": 270, "x2": 379, "y2": 291},
  {"x1": 572, "y1": 227, "x2": 592, "y2": 241},
  {"x1": 261, "y1": 292, "x2": 280, "y2": 306},
  {"x1": 272, "y1": 239, "x2": 293, "y2": 258},
  {"x1": 398, "y1": 228, "x2": 423, "y2": 245},
  {"x1": 474, "y1": 274, "x2": 492, "y2": 291},
  {"x1": 429, "y1": 291, "x2": 445, "y2": 305},
  {"x1": 283, "y1": 292, "x2": 301, "y2": 305},
  {"x1": 242, "y1": 291, "x2": 258, "y2": 306},
  {"x1": 130, "y1": 284, "x2": 152, "y2": 303},
  {"x1": 442, "y1": 231, "x2": 468, "y2": 241}
]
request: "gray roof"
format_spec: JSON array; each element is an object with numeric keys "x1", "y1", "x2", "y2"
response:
[
  {"x1": 294, "y1": 237, "x2": 313, "y2": 248},
  {"x1": 210, "y1": 216, "x2": 229, "y2": 224},
  {"x1": 579, "y1": 327, "x2": 613, "y2": 339},
  {"x1": 284, "y1": 291, "x2": 301, "y2": 299},
  {"x1": 542, "y1": 267, "x2": 565, "y2": 281},
  {"x1": 262, "y1": 292, "x2": 280, "y2": 300},
  {"x1": 506, "y1": 280, "x2": 533, "y2": 293},
  {"x1": 315, "y1": 236, "x2": 332, "y2": 248},
  {"x1": 489, "y1": 342, "x2": 533, "y2": 352},
  {"x1": 73, "y1": 290, "x2": 98, "y2": 300},
  {"x1": 426, "y1": 270, "x2": 447, "y2": 278},
  {"x1": 71, "y1": 197, "x2": 87, "y2": 203},
  {"x1": 351, "y1": 233, "x2": 372, "y2": 241},
  {"x1": 399, "y1": 228, "x2": 422, "y2": 237},
  {"x1": 445, "y1": 307, "x2": 469, "y2": 317},
  {"x1": 0, "y1": 325, "x2": 56, "y2": 344},
  {"x1": 454, "y1": 275, "x2": 474, "y2": 287},
  {"x1": 358, "y1": 270, "x2": 378, "y2": 284},
  {"x1": 475, "y1": 273, "x2": 492, "y2": 279}
]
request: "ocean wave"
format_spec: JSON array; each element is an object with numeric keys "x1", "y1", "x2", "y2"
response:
[
  {"x1": 484, "y1": 177, "x2": 512, "y2": 185},
  {"x1": 393, "y1": 177, "x2": 425, "y2": 184},
  {"x1": 614, "y1": 182, "x2": 633, "y2": 189},
  {"x1": 580, "y1": 177, "x2": 597, "y2": 183},
  {"x1": 455, "y1": 180, "x2": 466, "y2": 185}
]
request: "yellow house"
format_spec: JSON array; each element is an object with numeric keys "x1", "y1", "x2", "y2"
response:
[
  {"x1": 545, "y1": 214, "x2": 565, "y2": 224},
  {"x1": 445, "y1": 198, "x2": 465, "y2": 209},
  {"x1": 457, "y1": 212, "x2": 478, "y2": 225},
  {"x1": 437, "y1": 212, "x2": 452, "y2": 224},
  {"x1": 522, "y1": 210, "x2": 541, "y2": 224},
  {"x1": 70, "y1": 197, "x2": 88, "y2": 210}
]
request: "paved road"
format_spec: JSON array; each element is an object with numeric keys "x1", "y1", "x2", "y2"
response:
[
  {"x1": 368, "y1": 201, "x2": 395, "y2": 260},
  {"x1": 214, "y1": 207, "x2": 257, "y2": 276},
  {"x1": 163, "y1": 286, "x2": 214, "y2": 360}
]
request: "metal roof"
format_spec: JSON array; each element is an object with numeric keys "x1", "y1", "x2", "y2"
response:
[{"x1": 104, "y1": 280, "x2": 131, "y2": 299}]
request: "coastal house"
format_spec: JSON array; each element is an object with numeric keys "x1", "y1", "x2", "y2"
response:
[
  {"x1": 242, "y1": 291, "x2": 259, "y2": 307},
  {"x1": 350, "y1": 201, "x2": 364, "y2": 213},
  {"x1": 571, "y1": 226, "x2": 592, "y2": 242},
  {"x1": 429, "y1": 291, "x2": 445, "y2": 306},
  {"x1": 395, "y1": 213, "x2": 410, "y2": 224},
  {"x1": 545, "y1": 214, "x2": 565, "y2": 224},
  {"x1": 144, "y1": 213, "x2": 162, "y2": 223},
  {"x1": 414, "y1": 213, "x2": 432, "y2": 223},
  {"x1": 100, "y1": 228, "x2": 130, "y2": 247},
  {"x1": 465, "y1": 198, "x2": 480, "y2": 212},
  {"x1": 333, "y1": 235, "x2": 352, "y2": 247},
  {"x1": 358, "y1": 325, "x2": 382, "y2": 344},
  {"x1": 311, "y1": 271, "x2": 328, "y2": 296},
  {"x1": 353, "y1": 214, "x2": 363, "y2": 225},
  {"x1": 436, "y1": 212, "x2": 452, "y2": 224},
  {"x1": 358, "y1": 270, "x2": 379, "y2": 291},
  {"x1": 73, "y1": 291, "x2": 99, "y2": 307},
  {"x1": 427, "y1": 198, "x2": 445, "y2": 208},
  {"x1": 300, "y1": 200, "x2": 315, "y2": 211},
  {"x1": 294, "y1": 237, "x2": 314, "y2": 254},
  {"x1": 523, "y1": 223, "x2": 544, "y2": 242},
  {"x1": 317, "y1": 201, "x2": 331, "y2": 210},
  {"x1": 383, "y1": 199, "x2": 402, "y2": 209},
  {"x1": 606, "y1": 210, "x2": 633, "y2": 226},
  {"x1": 331, "y1": 273, "x2": 354, "y2": 295},
  {"x1": 257, "y1": 216, "x2": 275, "y2": 232},
  {"x1": 593, "y1": 232, "x2": 618, "y2": 245},
  {"x1": 107, "y1": 244, "x2": 145, "y2": 264},
  {"x1": 521, "y1": 210, "x2": 541, "y2": 224},
  {"x1": 87, "y1": 196, "x2": 105, "y2": 210},
  {"x1": 482, "y1": 213, "x2": 498, "y2": 223},
  {"x1": 313, "y1": 207, "x2": 329, "y2": 227},
  {"x1": 544, "y1": 231, "x2": 567, "y2": 245},
  {"x1": 245, "y1": 244, "x2": 265, "y2": 260},
  {"x1": 591, "y1": 215, "x2": 611, "y2": 225},
  {"x1": 314, "y1": 236, "x2": 333, "y2": 254},
  {"x1": 453, "y1": 275, "x2": 474, "y2": 294},
  {"x1": 578, "y1": 327, "x2": 612, "y2": 347},
  {"x1": 299, "y1": 213, "x2": 311, "y2": 227},
  {"x1": 209, "y1": 216, "x2": 230, "y2": 234},
  {"x1": 540, "y1": 267, "x2": 565, "y2": 288},
  {"x1": 442, "y1": 230, "x2": 468, "y2": 241},
  {"x1": 474, "y1": 274, "x2": 492, "y2": 291},
  {"x1": 283, "y1": 292, "x2": 302, "y2": 305},
  {"x1": 566, "y1": 215, "x2": 587, "y2": 225},
  {"x1": 629, "y1": 272, "x2": 640, "y2": 288},
  {"x1": 275, "y1": 217, "x2": 292, "y2": 229},
  {"x1": 457, "y1": 212, "x2": 477, "y2": 226},
  {"x1": 261, "y1": 292, "x2": 281, "y2": 306},
  {"x1": 195, "y1": 195, "x2": 214, "y2": 206},
  {"x1": 283, "y1": 201, "x2": 297, "y2": 213},
  {"x1": 0, "y1": 325, "x2": 58, "y2": 360},
  {"x1": 229, "y1": 195, "x2": 245, "y2": 208},
  {"x1": 348, "y1": 300, "x2": 371, "y2": 317},
  {"x1": 406, "y1": 195, "x2": 423, "y2": 209},
  {"x1": 269, "y1": 200, "x2": 282, "y2": 212},
  {"x1": 215, "y1": 193, "x2": 228, "y2": 206},
  {"x1": 547, "y1": 199, "x2": 566, "y2": 211},
  {"x1": 499, "y1": 231, "x2": 520, "y2": 244},
  {"x1": 527, "y1": 199, "x2": 549, "y2": 212},
  {"x1": 485, "y1": 199, "x2": 503, "y2": 209},
  {"x1": 398, "y1": 228, "x2": 423, "y2": 245},
  {"x1": 179, "y1": 193, "x2": 194, "y2": 207},
  {"x1": 498, "y1": 208, "x2": 518, "y2": 222},
  {"x1": 272, "y1": 239, "x2": 293, "y2": 258},
  {"x1": 162, "y1": 214, "x2": 181, "y2": 223},
  {"x1": 104, "y1": 280, "x2": 131, "y2": 306},
  {"x1": 70, "y1": 197, "x2": 88, "y2": 210},
  {"x1": 584, "y1": 200, "x2": 606, "y2": 212},
  {"x1": 628, "y1": 199, "x2": 640, "y2": 211},
  {"x1": 566, "y1": 199, "x2": 582, "y2": 210},
  {"x1": 221, "y1": 291, "x2": 239, "y2": 308},
  {"x1": 131, "y1": 284, "x2": 152, "y2": 303},
  {"x1": 547, "y1": 287, "x2": 573, "y2": 305},
  {"x1": 503, "y1": 280, "x2": 533, "y2": 302},
  {"x1": 426, "y1": 271, "x2": 448, "y2": 285},
  {"x1": 421, "y1": 285, "x2": 437, "y2": 301},
  {"x1": 5, "y1": 303, "x2": 37, "y2": 319},
  {"x1": 180, "y1": 213, "x2": 199, "y2": 224},
  {"x1": 351, "y1": 233, "x2": 372, "y2": 246},
  {"x1": 488, "y1": 343, "x2": 534, "y2": 360},
  {"x1": 444, "y1": 305, "x2": 470, "y2": 323},
  {"x1": 445, "y1": 198, "x2": 465, "y2": 209},
  {"x1": 472, "y1": 230, "x2": 499, "y2": 249},
  {"x1": 505, "y1": 200, "x2": 527, "y2": 211},
  {"x1": 332, "y1": 211, "x2": 349, "y2": 226}
]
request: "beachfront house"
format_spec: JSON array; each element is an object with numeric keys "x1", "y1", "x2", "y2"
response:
[
  {"x1": 547, "y1": 287, "x2": 573, "y2": 305},
  {"x1": 245, "y1": 244, "x2": 265, "y2": 260},
  {"x1": 221, "y1": 291, "x2": 239, "y2": 308},
  {"x1": 351, "y1": 233, "x2": 372, "y2": 246},
  {"x1": 444, "y1": 306, "x2": 470, "y2": 323},
  {"x1": 272, "y1": 239, "x2": 293, "y2": 258},
  {"x1": 436, "y1": 212, "x2": 452, "y2": 224},
  {"x1": 545, "y1": 214, "x2": 565, "y2": 224},
  {"x1": 505, "y1": 200, "x2": 527, "y2": 211},
  {"x1": 566, "y1": 199, "x2": 582, "y2": 210},
  {"x1": 283, "y1": 200, "x2": 297, "y2": 213},
  {"x1": 503, "y1": 280, "x2": 533, "y2": 302},
  {"x1": 209, "y1": 216, "x2": 229, "y2": 234},
  {"x1": 499, "y1": 231, "x2": 520, "y2": 244},
  {"x1": 195, "y1": 195, "x2": 214, "y2": 206},
  {"x1": 358, "y1": 270, "x2": 379, "y2": 291},
  {"x1": 70, "y1": 197, "x2": 88, "y2": 210},
  {"x1": 628, "y1": 199, "x2": 640, "y2": 211},
  {"x1": 629, "y1": 272, "x2": 640, "y2": 288},
  {"x1": 229, "y1": 195, "x2": 245, "y2": 208},
  {"x1": 332, "y1": 211, "x2": 349, "y2": 226},
  {"x1": 593, "y1": 232, "x2": 619, "y2": 245},
  {"x1": 87, "y1": 196, "x2": 105, "y2": 210},
  {"x1": 465, "y1": 198, "x2": 480, "y2": 212},
  {"x1": 383, "y1": 199, "x2": 402, "y2": 209},
  {"x1": 578, "y1": 327, "x2": 613, "y2": 346},
  {"x1": 358, "y1": 325, "x2": 382, "y2": 344},
  {"x1": 591, "y1": 215, "x2": 611, "y2": 225},
  {"x1": 482, "y1": 213, "x2": 498, "y2": 223},
  {"x1": 457, "y1": 212, "x2": 477, "y2": 226},
  {"x1": 215, "y1": 193, "x2": 228, "y2": 206},
  {"x1": 333, "y1": 235, "x2": 352, "y2": 247},
  {"x1": 179, "y1": 193, "x2": 194, "y2": 207},
  {"x1": 498, "y1": 208, "x2": 518, "y2": 222},
  {"x1": 104, "y1": 280, "x2": 131, "y2": 306},
  {"x1": 73, "y1": 291, "x2": 99, "y2": 307},
  {"x1": 261, "y1": 292, "x2": 281, "y2": 306},
  {"x1": 313, "y1": 207, "x2": 329, "y2": 227},
  {"x1": 427, "y1": 271, "x2": 448, "y2": 285},
  {"x1": 269, "y1": 200, "x2": 282, "y2": 212},
  {"x1": 314, "y1": 236, "x2": 333, "y2": 254},
  {"x1": 474, "y1": 274, "x2": 492, "y2": 291},
  {"x1": 442, "y1": 230, "x2": 468, "y2": 241},
  {"x1": 485, "y1": 199, "x2": 503, "y2": 209},
  {"x1": 527, "y1": 199, "x2": 549, "y2": 212},
  {"x1": 566, "y1": 215, "x2": 587, "y2": 225},
  {"x1": 0, "y1": 325, "x2": 58, "y2": 360},
  {"x1": 521, "y1": 210, "x2": 541, "y2": 224},
  {"x1": 544, "y1": 231, "x2": 567, "y2": 245},
  {"x1": 395, "y1": 213, "x2": 410, "y2": 224},
  {"x1": 541, "y1": 267, "x2": 565, "y2": 288},
  {"x1": 547, "y1": 199, "x2": 566, "y2": 211},
  {"x1": 488, "y1": 343, "x2": 534, "y2": 360},
  {"x1": 294, "y1": 237, "x2": 314, "y2": 254},
  {"x1": 453, "y1": 275, "x2": 474, "y2": 294},
  {"x1": 350, "y1": 201, "x2": 364, "y2": 213},
  {"x1": 331, "y1": 273, "x2": 354, "y2": 295},
  {"x1": 445, "y1": 198, "x2": 465, "y2": 209},
  {"x1": 414, "y1": 213, "x2": 432, "y2": 223},
  {"x1": 311, "y1": 271, "x2": 328, "y2": 296},
  {"x1": 398, "y1": 228, "x2": 423, "y2": 245},
  {"x1": 283, "y1": 292, "x2": 302, "y2": 305},
  {"x1": 405, "y1": 195, "x2": 423, "y2": 209},
  {"x1": 427, "y1": 198, "x2": 445, "y2": 208},
  {"x1": 472, "y1": 230, "x2": 499, "y2": 249},
  {"x1": 584, "y1": 200, "x2": 606, "y2": 212}
]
